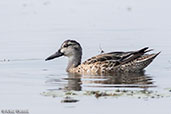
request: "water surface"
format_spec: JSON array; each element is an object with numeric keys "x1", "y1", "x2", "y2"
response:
[{"x1": 0, "y1": 0, "x2": 171, "y2": 114}]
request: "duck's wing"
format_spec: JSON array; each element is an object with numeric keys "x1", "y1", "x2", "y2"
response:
[
  {"x1": 83, "y1": 47, "x2": 152, "y2": 65},
  {"x1": 113, "y1": 47, "x2": 153, "y2": 66}
]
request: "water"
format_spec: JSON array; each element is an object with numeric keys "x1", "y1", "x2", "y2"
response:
[{"x1": 0, "y1": 0, "x2": 171, "y2": 114}]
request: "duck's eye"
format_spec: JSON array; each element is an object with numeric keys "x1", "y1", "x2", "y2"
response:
[
  {"x1": 63, "y1": 44, "x2": 68, "y2": 47},
  {"x1": 63, "y1": 44, "x2": 72, "y2": 48}
]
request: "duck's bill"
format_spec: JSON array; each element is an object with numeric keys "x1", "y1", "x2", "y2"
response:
[{"x1": 45, "y1": 50, "x2": 64, "y2": 61}]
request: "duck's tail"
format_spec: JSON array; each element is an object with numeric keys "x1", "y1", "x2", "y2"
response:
[{"x1": 124, "y1": 52, "x2": 160, "y2": 72}]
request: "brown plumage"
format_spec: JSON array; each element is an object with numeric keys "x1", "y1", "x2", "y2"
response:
[{"x1": 46, "y1": 40, "x2": 160, "y2": 75}]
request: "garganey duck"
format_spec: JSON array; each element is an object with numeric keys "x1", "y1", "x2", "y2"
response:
[{"x1": 45, "y1": 40, "x2": 160, "y2": 75}]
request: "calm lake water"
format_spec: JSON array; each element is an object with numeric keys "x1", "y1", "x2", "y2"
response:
[{"x1": 0, "y1": 0, "x2": 171, "y2": 114}]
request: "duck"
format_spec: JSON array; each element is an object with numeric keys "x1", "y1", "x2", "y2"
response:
[{"x1": 45, "y1": 40, "x2": 160, "y2": 75}]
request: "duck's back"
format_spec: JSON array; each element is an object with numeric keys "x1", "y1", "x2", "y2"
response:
[{"x1": 69, "y1": 47, "x2": 160, "y2": 75}]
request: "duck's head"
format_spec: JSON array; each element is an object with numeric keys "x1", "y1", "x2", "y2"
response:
[{"x1": 45, "y1": 40, "x2": 82, "y2": 61}]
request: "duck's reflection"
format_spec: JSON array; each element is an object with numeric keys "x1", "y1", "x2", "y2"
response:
[
  {"x1": 46, "y1": 71, "x2": 154, "y2": 91},
  {"x1": 61, "y1": 71, "x2": 154, "y2": 91},
  {"x1": 63, "y1": 73, "x2": 82, "y2": 91}
]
